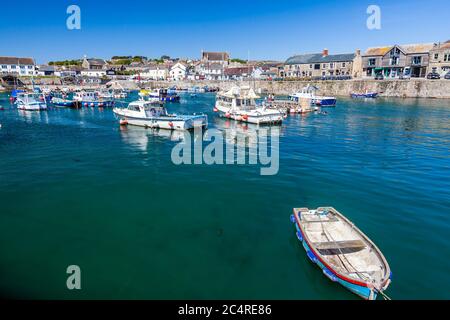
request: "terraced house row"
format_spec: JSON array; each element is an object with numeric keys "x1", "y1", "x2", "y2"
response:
[{"x1": 283, "y1": 40, "x2": 450, "y2": 79}]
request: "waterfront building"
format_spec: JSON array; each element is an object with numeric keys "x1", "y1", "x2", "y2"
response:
[
  {"x1": 80, "y1": 69, "x2": 107, "y2": 77},
  {"x1": 428, "y1": 41, "x2": 450, "y2": 76},
  {"x1": 201, "y1": 51, "x2": 229, "y2": 65},
  {"x1": 169, "y1": 62, "x2": 187, "y2": 81},
  {"x1": 198, "y1": 51, "x2": 229, "y2": 80},
  {"x1": 200, "y1": 63, "x2": 224, "y2": 80},
  {"x1": 80, "y1": 57, "x2": 108, "y2": 79},
  {"x1": 0, "y1": 56, "x2": 36, "y2": 76},
  {"x1": 81, "y1": 57, "x2": 108, "y2": 70},
  {"x1": 224, "y1": 66, "x2": 251, "y2": 80},
  {"x1": 362, "y1": 43, "x2": 434, "y2": 78},
  {"x1": 284, "y1": 49, "x2": 355, "y2": 79},
  {"x1": 140, "y1": 66, "x2": 169, "y2": 80},
  {"x1": 36, "y1": 65, "x2": 55, "y2": 76}
]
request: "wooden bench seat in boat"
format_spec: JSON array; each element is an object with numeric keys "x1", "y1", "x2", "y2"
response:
[{"x1": 312, "y1": 240, "x2": 366, "y2": 251}]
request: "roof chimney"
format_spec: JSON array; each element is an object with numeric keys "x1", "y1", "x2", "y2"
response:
[{"x1": 322, "y1": 49, "x2": 329, "y2": 57}]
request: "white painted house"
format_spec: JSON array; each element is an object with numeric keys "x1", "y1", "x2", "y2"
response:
[
  {"x1": 80, "y1": 69, "x2": 107, "y2": 77},
  {"x1": 0, "y1": 56, "x2": 36, "y2": 76},
  {"x1": 140, "y1": 66, "x2": 169, "y2": 80},
  {"x1": 169, "y1": 62, "x2": 187, "y2": 81}
]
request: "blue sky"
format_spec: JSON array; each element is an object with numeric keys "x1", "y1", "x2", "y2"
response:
[{"x1": 0, "y1": 0, "x2": 449, "y2": 63}]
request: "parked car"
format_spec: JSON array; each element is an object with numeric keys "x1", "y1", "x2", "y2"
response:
[
  {"x1": 444, "y1": 72, "x2": 450, "y2": 80},
  {"x1": 427, "y1": 72, "x2": 441, "y2": 80},
  {"x1": 374, "y1": 74, "x2": 384, "y2": 80}
]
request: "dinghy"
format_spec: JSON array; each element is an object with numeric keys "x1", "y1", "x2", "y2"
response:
[{"x1": 291, "y1": 207, "x2": 391, "y2": 300}]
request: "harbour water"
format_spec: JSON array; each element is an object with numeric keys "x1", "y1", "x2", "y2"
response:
[{"x1": 0, "y1": 91, "x2": 449, "y2": 299}]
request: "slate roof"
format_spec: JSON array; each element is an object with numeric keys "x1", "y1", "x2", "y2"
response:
[
  {"x1": 38, "y1": 65, "x2": 55, "y2": 72},
  {"x1": 224, "y1": 67, "x2": 250, "y2": 76},
  {"x1": 86, "y1": 58, "x2": 106, "y2": 65},
  {"x1": 202, "y1": 52, "x2": 229, "y2": 61},
  {"x1": 285, "y1": 53, "x2": 355, "y2": 65},
  {"x1": 364, "y1": 43, "x2": 435, "y2": 56},
  {"x1": 0, "y1": 56, "x2": 35, "y2": 65}
]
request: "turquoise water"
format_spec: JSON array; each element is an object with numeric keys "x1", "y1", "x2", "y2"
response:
[{"x1": 0, "y1": 91, "x2": 449, "y2": 299}]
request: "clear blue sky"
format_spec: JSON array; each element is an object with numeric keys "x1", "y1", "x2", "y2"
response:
[{"x1": 0, "y1": 0, "x2": 449, "y2": 63}]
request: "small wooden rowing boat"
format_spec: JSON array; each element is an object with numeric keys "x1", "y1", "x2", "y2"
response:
[{"x1": 291, "y1": 207, "x2": 391, "y2": 300}]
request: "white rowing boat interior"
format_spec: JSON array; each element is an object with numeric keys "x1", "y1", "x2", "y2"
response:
[{"x1": 295, "y1": 207, "x2": 388, "y2": 288}]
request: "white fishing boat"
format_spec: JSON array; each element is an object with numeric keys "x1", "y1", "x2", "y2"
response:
[
  {"x1": 113, "y1": 100, "x2": 207, "y2": 130},
  {"x1": 214, "y1": 86, "x2": 283, "y2": 125},
  {"x1": 290, "y1": 85, "x2": 337, "y2": 107},
  {"x1": 15, "y1": 92, "x2": 47, "y2": 111},
  {"x1": 291, "y1": 207, "x2": 392, "y2": 300}
]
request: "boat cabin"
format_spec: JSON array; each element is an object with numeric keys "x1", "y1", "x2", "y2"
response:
[
  {"x1": 216, "y1": 86, "x2": 260, "y2": 110},
  {"x1": 74, "y1": 91, "x2": 97, "y2": 101},
  {"x1": 127, "y1": 101, "x2": 168, "y2": 117},
  {"x1": 16, "y1": 92, "x2": 44, "y2": 104}
]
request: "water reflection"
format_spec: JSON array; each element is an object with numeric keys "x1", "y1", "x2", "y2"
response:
[
  {"x1": 119, "y1": 126, "x2": 185, "y2": 152},
  {"x1": 17, "y1": 109, "x2": 49, "y2": 124},
  {"x1": 213, "y1": 118, "x2": 281, "y2": 149}
]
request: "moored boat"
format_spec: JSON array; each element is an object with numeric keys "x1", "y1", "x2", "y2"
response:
[
  {"x1": 350, "y1": 92, "x2": 378, "y2": 99},
  {"x1": 15, "y1": 92, "x2": 47, "y2": 111},
  {"x1": 140, "y1": 88, "x2": 180, "y2": 102},
  {"x1": 291, "y1": 207, "x2": 392, "y2": 300},
  {"x1": 290, "y1": 85, "x2": 337, "y2": 107},
  {"x1": 113, "y1": 99, "x2": 207, "y2": 130},
  {"x1": 52, "y1": 97, "x2": 75, "y2": 108},
  {"x1": 73, "y1": 91, "x2": 114, "y2": 108},
  {"x1": 214, "y1": 86, "x2": 283, "y2": 125}
]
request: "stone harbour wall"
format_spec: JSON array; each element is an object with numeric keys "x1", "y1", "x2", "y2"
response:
[{"x1": 147, "y1": 79, "x2": 450, "y2": 99}]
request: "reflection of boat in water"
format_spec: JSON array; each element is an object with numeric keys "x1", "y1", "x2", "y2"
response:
[
  {"x1": 15, "y1": 92, "x2": 47, "y2": 111},
  {"x1": 119, "y1": 126, "x2": 185, "y2": 152},
  {"x1": 214, "y1": 86, "x2": 283, "y2": 125},
  {"x1": 214, "y1": 117, "x2": 280, "y2": 149},
  {"x1": 18, "y1": 109, "x2": 49, "y2": 123},
  {"x1": 113, "y1": 99, "x2": 207, "y2": 130}
]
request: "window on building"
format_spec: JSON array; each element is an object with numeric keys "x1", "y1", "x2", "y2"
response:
[
  {"x1": 368, "y1": 59, "x2": 376, "y2": 66},
  {"x1": 330, "y1": 63, "x2": 334, "y2": 68},
  {"x1": 391, "y1": 56, "x2": 399, "y2": 66},
  {"x1": 322, "y1": 64, "x2": 326, "y2": 69},
  {"x1": 310, "y1": 64, "x2": 313, "y2": 69},
  {"x1": 1, "y1": 65, "x2": 6, "y2": 69},
  {"x1": 314, "y1": 64, "x2": 320, "y2": 70},
  {"x1": 445, "y1": 54, "x2": 449, "y2": 62},
  {"x1": 412, "y1": 56, "x2": 422, "y2": 65},
  {"x1": 342, "y1": 62, "x2": 346, "y2": 67},
  {"x1": 20, "y1": 66, "x2": 25, "y2": 69},
  {"x1": 434, "y1": 53, "x2": 439, "y2": 60},
  {"x1": 390, "y1": 48, "x2": 401, "y2": 56}
]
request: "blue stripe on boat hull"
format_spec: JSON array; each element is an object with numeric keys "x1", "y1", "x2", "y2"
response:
[{"x1": 295, "y1": 222, "x2": 374, "y2": 300}]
